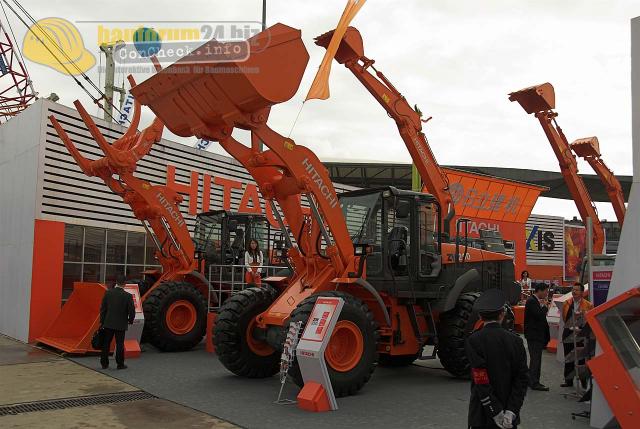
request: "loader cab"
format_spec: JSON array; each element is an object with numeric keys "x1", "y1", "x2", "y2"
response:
[
  {"x1": 339, "y1": 186, "x2": 442, "y2": 295},
  {"x1": 193, "y1": 210, "x2": 272, "y2": 272}
]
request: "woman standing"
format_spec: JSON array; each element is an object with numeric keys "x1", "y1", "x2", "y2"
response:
[
  {"x1": 519, "y1": 270, "x2": 532, "y2": 292},
  {"x1": 244, "y1": 239, "x2": 264, "y2": 286}
]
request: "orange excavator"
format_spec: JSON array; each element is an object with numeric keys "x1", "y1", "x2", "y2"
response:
[
  {"x1": 131, "y1": 23, "x2": 519, "y2": 396},
  {"x1": 570, "y1": 136, "x2": 626, "y2": 226},
  {"x1": 509, "y1": 83, "x2": 606, "y2": 254},
  {"x1": 314, "y1": 27, "x2": 454, "y2": 237}
]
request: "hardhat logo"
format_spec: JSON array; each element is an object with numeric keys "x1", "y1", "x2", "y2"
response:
[{"x1": 23, "y1": 17, "x2": 95, "y2": 75}]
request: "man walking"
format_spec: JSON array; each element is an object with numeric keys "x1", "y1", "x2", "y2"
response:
[
  {"x1": 100, "y1": 274, "x2": 135, "y2": 370},
  {"x1": 524, "y1": 283, "x2": 551, "y2": 391},
  {"x1": 466, "y1": 289, "x2": 529, "y2": 429}
]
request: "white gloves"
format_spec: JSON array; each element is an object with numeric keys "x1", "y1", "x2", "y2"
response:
[
  {"x1": 503, "y1": 410, "x2": 516, "y2": 429},
  {"x1": 492, "y1": 411, "x2": 506, "y2": 428}
]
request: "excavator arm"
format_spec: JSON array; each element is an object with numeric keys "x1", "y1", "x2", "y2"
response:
[
  {"x1": 509, "y1": 83, "x2": 605, "y2": 253},
  {"x1": 315, "y1": 27, "x2": 454, "y2": 235},
  {"x1": 49, "y1": 71, "x2": 200, "y2": 295},
  {"x1": 571, "y1": 137, "x2": 626, "y2": 226}
]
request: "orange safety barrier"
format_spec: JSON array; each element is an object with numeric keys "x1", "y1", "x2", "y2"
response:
[
  {"x1": 37, "y1": 282, "x2": 106, "y2": 354},
  {"x1": 297, "y1": 381, "x2": 331, "y2": 412}
]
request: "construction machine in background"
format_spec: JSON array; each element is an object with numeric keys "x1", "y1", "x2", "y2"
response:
[
  {"x1": 131, "y1": 23, "x2": 519, "y2": 396},
  {"x1": 43, "y1": 71, "x2": 280, "y2": 354},
  {"x1": 570, "y1": 136, "x2": 626, "y2": 227},
  {"x1": 315, "y1": 26, "x2": 519, "y2": 332},
  {"x1": 509, "y1": 83, "x2": 606, "y2": 255}
]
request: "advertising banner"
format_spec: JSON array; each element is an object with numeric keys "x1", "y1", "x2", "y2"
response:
[
  {"x1": 591, "y1": 267, "x2": 613, "y2": 306},
  {"x1": 564, "y1": 225, "x2": 586, "y2": 282}
]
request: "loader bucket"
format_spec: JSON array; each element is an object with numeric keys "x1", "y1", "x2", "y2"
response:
[
  {"x1": 570, "y1": 136, "x2": 601, "y2": 158},
  {"x1": 37, "y1": 282, "x2": 106, "y2": 354},
  {"x1": 130, "y1": 23, "x2": 309, "y2": 138},
  {"x1": 508, "y1": 82, "x2": 556, "y2": 114},
  {"x1": 314, "y1": 26, "x2": 364, "y2": 64}
]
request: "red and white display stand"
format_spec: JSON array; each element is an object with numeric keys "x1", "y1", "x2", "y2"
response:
[
  {"x1": 123, "y1": 284, "x2": 145, "y2": 358},
  {"x1": 295, "y1": 297, "x2": 344, "y2": 412}
]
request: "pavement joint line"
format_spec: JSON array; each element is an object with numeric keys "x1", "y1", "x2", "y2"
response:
[
  {"x1": 70, "y1": 355, "x2": 245, "y2": 429},
  {"x1": 0, "y1": 358, "x2": 63, "y2": 366},
  {"x1": 0, "y1": 390, "x2": 156, "y2": 416}
]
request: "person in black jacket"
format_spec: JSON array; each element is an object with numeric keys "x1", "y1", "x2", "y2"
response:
[
  {"x1": 99, "y1": 274, "x2": 135, "y2": 369},
  {"x1": 465, "y1": 289, "x2": 529, "y2": 429},
  {"x1": 524, "y1": 283, "x2": 551, "y2": 391}
]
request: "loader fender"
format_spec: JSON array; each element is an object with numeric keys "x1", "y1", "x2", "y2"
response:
[
  {"x1": 185, "y1": 270, "x2": 216, "y2": 304},
  {"x1": 353, "y1": 278, "x2": 391, "y2": 327},
  {"x1": 442, "y1": 269, "x2": 480, "y2": 313}
]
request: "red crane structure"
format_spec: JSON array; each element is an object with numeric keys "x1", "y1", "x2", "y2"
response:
[{"x1": 0, "y1": 20, "x2": 36, "y2": 122}]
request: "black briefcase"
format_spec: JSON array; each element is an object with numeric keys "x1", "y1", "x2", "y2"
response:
[{"x1": 91, "y1": 327, "x2": 104, "y2": 350}]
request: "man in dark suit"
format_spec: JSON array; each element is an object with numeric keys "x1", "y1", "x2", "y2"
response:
[
  {"x1": 466, "y1": 289, "x2": 529, "y2": 429},
  {"x1": 100, "y1": 274, "x2": 135, "y2": 369},
  {"x1": 524, "y1": 283, "x2": 551, "y2": 391}
]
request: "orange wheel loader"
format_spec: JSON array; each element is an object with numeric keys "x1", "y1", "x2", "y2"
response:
[
  {"x1": 45, "y1": 68, "x2": 280, "y2": 353},
  {"x1": 130, "y1": 23, "x2": 520, "y2": 396}
]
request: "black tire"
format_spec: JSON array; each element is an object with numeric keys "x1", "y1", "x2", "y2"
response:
[
  {"x1": 214, "y1": 286, "x2": 280, "y2": 378},
  {"x1": 142, "y1": 281, "x2": 207, "y2": 352},
  {"x1": 378, "y1": 353, "x2": 420, "y2": 367},
  {"x1": 437, "y1": 292, "x2": 481, "y2": 377},
  {"x1": 288, "y1": 291, "x2": 378, "y2": 397}
]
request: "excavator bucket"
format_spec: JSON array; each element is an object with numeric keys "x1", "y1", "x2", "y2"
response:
[
  {"x1": 570, "y1": 136, "x2": 601, "y2": 158},
  {"x1": 314, "y1": 26, "x2": 364, "y2": 64},
  {"x1": 508, "y1": 82, "x2": 556, "y2": 114},
  {"x1": 37, "y1": 282, "x2": 106, "y2": 354},
  {"x1": 130, "y1": 23, "x2": 309, "y2": 137}
]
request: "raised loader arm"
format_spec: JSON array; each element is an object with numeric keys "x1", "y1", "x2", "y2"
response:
[
  {"x1": 49, "y1": 72, "x2": 200, "y2": 295},
  {"x1": 130, "y1": 23, "x2": 358, "y2": 326},
  {"x1": 509, "y1": 83, "x2": 605, "y2": 253},
  {"x1": 315, "y1": 27, "x2": 454, "y2": 236},
  {"x1": 571, "y1": 137, "x2": 626, "y2": 226}
]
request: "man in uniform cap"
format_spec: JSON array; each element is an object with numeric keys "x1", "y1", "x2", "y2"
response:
[{"x1": 465, "y1": 289, "x2": 529, "y2": 429}]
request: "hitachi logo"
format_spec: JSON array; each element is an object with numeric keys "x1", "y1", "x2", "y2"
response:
[
  {"x1": 302, "y1": 158, "x2": 338, "y2": 208},
  {"x1": 156, "y1": 192, "x2": 185, "y2": 227}
]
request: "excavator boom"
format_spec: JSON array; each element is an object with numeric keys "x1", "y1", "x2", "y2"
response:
[
  {"x1": 571, "y1": 136, "x2": 626, "y2": 226},
  {"x1": 315, "y1": 27, "x2": 454, "y2": 235},
  {"x1": 509, "y1": 83, "x2": 605, "y2": 253}
]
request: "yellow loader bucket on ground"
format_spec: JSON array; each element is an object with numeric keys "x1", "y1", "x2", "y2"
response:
[{"x1": 37, "y1": 282, "x2": 106, "y2": 354}]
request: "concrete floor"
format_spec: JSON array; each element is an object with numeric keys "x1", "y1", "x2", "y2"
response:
[
  {"x1": 0, "y1": 335, "x2": 236, "y2": 429},
  {"x1": 71, "y1": 341, "x2": 593, "y2": 429}
]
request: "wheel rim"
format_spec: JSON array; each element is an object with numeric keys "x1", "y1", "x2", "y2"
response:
[
  {"x1": 325, "y1": 320, "x2": 364, "y2": 372},
  {"x1": 165, "y1": 300, "x2": 197, "y2": 335},
  {"x1": 246, "y1": 318, "x2": 274, "y2": 357}
]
